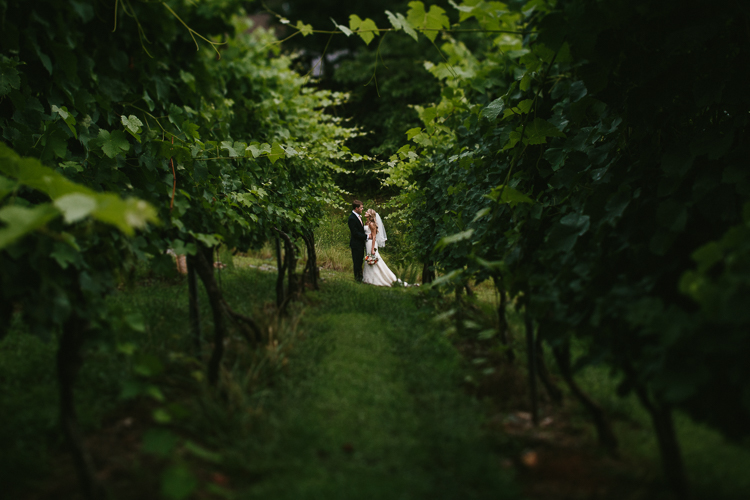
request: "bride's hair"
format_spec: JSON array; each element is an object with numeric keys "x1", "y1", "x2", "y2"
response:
[{"x1": 365, "y1": 209, "x2": 378, "y2": 231}]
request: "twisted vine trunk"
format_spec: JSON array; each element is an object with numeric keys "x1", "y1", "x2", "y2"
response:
[
  {"x1": 274, "y1": 236, "x2": 285, "y2": 309},
  {"x1": 58, "y1": 313, "x2": 105, "y2": 500},
  {"x1": 523, "y1": 294, "x2": 540, "y2": 426},
  {"x1": 192, "y1": 244, "x2": 226, "y2": 386},
  {"x1": 648, "y1": 401, "x2": 688, "y2": 499},
  {"x1": 301, "y1": 229, "x2": 319, "y2": 291},
  {"x1": 552, "y1": 339, "x2": 619, "y2": 454},
  {"x1": 274, "y1": 228, "x2": 298, "y2": 312},
  {"x1": 535, "y1": 324, "x2": 564, "y2": 405},
  {"x1": 422, "y1": 260, "x2": 435, "y2": 284},
  {"x1": 626, "y1": 364, "x2": 688, "y2": 498},
  {"x1": 455, "y1": 285, "x2": 465, "y2": 337},
  {"x1": 492, "y1": 275, "x2": 515, "y2": 362},
  {"x1": 186, "y1": 254, "x2": 202, "y2": 355},
  {"x1": 0, "y1": 297, "x2": 12, "y2": 342}
]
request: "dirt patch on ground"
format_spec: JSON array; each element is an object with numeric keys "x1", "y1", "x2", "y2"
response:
[{"x1": 455, "y1": 336, "x2": 666, "y2": 500}]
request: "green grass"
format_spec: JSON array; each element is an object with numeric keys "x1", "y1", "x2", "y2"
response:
[
  {"x1": 6, "y1": 238, "x2": 748, "y2": 500},
  {"x1": 1, "y1": 257, "x2": 517, "y2": 499},
  {"x1": 233, "y1": 278, "x2": 518, "y2": 500}
]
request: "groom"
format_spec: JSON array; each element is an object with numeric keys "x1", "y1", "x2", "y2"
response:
[{"x1": 348, "y1": 199, "x2": 367, "y2": 282}]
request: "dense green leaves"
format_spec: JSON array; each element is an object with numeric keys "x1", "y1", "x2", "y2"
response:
[
  {"x1": 0, "y1": 144, "x2": 157, "y2": 244},
  {"x1": 374, "y1": 0, "x2": 750, "y2": 480}
]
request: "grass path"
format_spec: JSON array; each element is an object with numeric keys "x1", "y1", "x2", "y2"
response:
[{"x1": 239, "y1": 277, "x2": 518, "y2": 499}]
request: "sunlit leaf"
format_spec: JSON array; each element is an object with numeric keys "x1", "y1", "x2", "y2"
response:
[
  {"x1": 121, "y1": 114, "x2": 143, "y2": 134},
  {"x1": 54, "y1": 193, "x2": 97, "y2": 223},
  {"x1": 407, "y1": 1, "x2": 450, "y2": 42},
  {"x1": 331, "y1": 17, "x2": 352, "y2": 36},
  {"x1": 349, "y1": 15, "x2": 379, "y2": 46},
  {"x1": 295, "y1": 20, "x2": 313, "y2": 36}
]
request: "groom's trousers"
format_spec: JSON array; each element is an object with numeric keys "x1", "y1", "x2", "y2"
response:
[{"x1": 351, "y1": 246, "x2": 364, "y2": 282}]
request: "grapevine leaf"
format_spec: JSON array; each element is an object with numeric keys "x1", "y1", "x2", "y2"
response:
[
  {"x1": 51, "y1": 105, "x2": 78, "y2": 139},
  {"x1": 295, "y1": 20, "x2": 313, "y2": 37},
  {"x1": 349, "y1": 15, "x2": 379, "y2": 46},
  {"x1": 60, "y1": 161, "x2": 84, "y2": 173},
  {"x1": 482, "y1": 97, "x2": 505, "y2": 121},
  {"x1": 487, "y1": 185, "x2": 534, "y2": 206},
  {"x1": 520, "y1": 72, "x2": 532, "y2": 91},
  {"x1": 268, "y1": 143, "x2": 285, "y2": 164},
  {"x1": 54, "y1": 193, "x2": 98, "y2": 223},
  {"x1": 0, "y1": 204, "x2": 59, "y2": 249},
  {"x1": 331, "y1": 17, "x2": 352, "y2": 36},
  {"x1": 121, "y1": 115, "x2": 143, "y2": 134},
  {"x1": 424, "y1": 61, "x2": 453, "y2": 80},
  {"x1": 406, "y1": 127, "x2": 422, "y2": 140},
  {"x1": 569, "y1": 80, "x2": 588, "y2": 102},
  {"x1": 386, "y1": 10, "x2": 402, "y2": 30},
  {"x1": 220, "y1": 141, "x2": 239, "y2": 158},
  {"x1": 259, "y1": 143, "x2": 272, "y2": 155},
  {"x1": 0, "y1": 57, "x2": 21, "y2": 95},
  {"x1": 523, "y1": 118, "x2": 566, "y2": 145},
  {"x1": 386, "y1": 10, "x2": 418, "y2": 41},
  {"x1": 0, "y1": 174, "x2": 17, "y2": 200},
  {"x1": 349, "y1": 14, "x2": 363, "y2": 31},
  {"x1": 247, "y1": 143, "x2": 261, "y2": 158},
  {"x1": 50, "y1": 241, "x2": 81, "y2": 269},
  {"x1": 182, "y1": 121, "x2": 200, "y2": 140},
  {"x1": 143, "y1": 90, "x2": 155, "y2": 112},
  {"x1": 437, "y1": 229, "x2": 474, "y2": 248},
  {"x1": 472, "y1": 207, "x2": 491, "y2": 222},
  {"x1": 34, "y1": 45, "x2": 53, "y2": 75},
  {"x1": 547, "y1": 214, "x2": 590, "y2": 252},
  {"x1": 92, "y1": 195, "x2": 158, "y2": 236},
  {"x1": 448, "y1": 0, "x2": 477, "y2": 18},
  {"x1": 44, "y1": 129, "x2": 69, "y2": 159},
  {"x1": 98, "y1": 129, "x2": 130, "y2": 158},
  {"x1": 413, "y1": 132, "x2": 433, "y2": 147},
  {"x1": 407, "y1": 2, "x2": 450, "y2": 42},
  {"x1": 544, "y1": 148, "x2": 566, "y2": 171},
  {"x1": 502, "y1": 99, "x2": 534, "y2": 119},
  {"x1": 188, "y1": 231, "x2": 222, "y2": 247}
]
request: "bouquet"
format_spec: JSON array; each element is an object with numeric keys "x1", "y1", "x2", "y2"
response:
[{"x1": 365, "y1": 253, "x2": 379, "y2": 265}]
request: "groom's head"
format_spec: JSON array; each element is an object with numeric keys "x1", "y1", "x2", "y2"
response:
[{"x1": 352, "y1": 200, "x2": 363, "y2": 214}]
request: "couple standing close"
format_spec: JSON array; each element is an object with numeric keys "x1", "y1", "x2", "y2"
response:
[{"x1": 348, "y1": 200, "x2": 399, "y2": 286}]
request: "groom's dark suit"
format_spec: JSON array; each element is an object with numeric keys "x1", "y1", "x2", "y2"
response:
[{"x1": 348, "y1": 211, "x2": 367, "y2": 282}]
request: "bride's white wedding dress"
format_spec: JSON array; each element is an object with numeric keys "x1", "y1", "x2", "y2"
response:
[{"x1": 362, "y1": 225, "x2": 399, "y2": 287}]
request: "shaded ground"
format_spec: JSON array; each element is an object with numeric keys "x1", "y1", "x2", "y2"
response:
[{"x1": 8, "y1": 265, "x2": 750, "y2": 499}]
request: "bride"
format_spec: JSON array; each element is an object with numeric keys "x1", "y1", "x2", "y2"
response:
[{"x1": 362, "y1": 209, "x2": 401, "y2": 287}]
